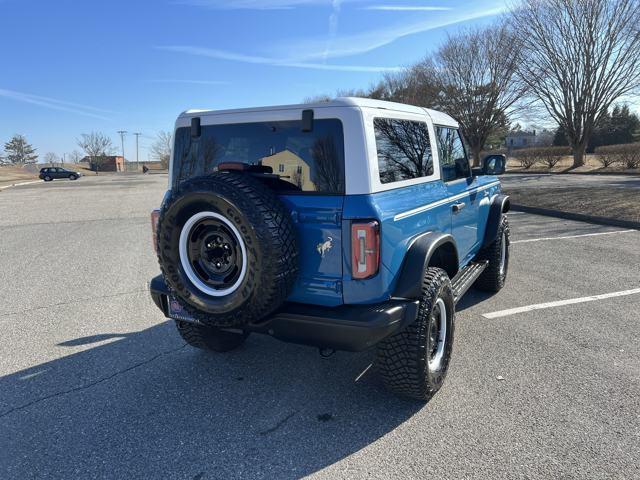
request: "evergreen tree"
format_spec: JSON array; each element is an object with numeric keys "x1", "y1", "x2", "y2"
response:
[
  {"x1": 3, "y1": 134, "x2": 38, "y2": 164},
  {"x1": 553, "y1": 105, "x2": 640, "y2": 151}
]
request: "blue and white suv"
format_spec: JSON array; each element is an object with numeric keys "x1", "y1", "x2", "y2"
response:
[{"x1": 149, "y1": 98, "x2": 510, "y2": 401}]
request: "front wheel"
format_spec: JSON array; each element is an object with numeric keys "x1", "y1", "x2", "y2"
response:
[
  {"x1": 475, "y1": 214, "x2": 510, "y2": 292},
  {"x1": 175, "y1": 321, "x2": 249, "y2": 352},
  {"x1": 376, "y1": 267, "x2": 455, "y2": 401},
  {"x1": 69, "y1": 174, "x2": 78, "y2": 180}
]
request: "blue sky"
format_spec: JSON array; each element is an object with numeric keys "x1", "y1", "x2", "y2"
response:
[{"x1": 0, "y1": 0, "x2": 506, "y2": 162}]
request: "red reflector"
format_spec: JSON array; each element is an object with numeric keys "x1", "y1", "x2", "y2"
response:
[
  {"x1": 151, "y1": 209, "x2": 160, "y2": 253},
  {"x1": 351, "y1": 220, "x2": 380, "y2": 279}
]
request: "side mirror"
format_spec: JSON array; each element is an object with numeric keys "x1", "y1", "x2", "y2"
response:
[{"x1": 475, "y1": 154, "x2": 506, "y2": 176}]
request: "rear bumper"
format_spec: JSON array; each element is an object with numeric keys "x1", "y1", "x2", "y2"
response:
[{"x1": 149, "y1": 275, "x2": 418, "y2": 352}]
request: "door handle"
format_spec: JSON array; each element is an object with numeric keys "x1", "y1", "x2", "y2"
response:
[{"x1": 452, "y1": 202, "x2": 466, "y2": 213}]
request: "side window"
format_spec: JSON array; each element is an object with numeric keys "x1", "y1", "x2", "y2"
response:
[
  {"x1": 436, "y1": 127, "x2": 471, "y2": 182},
  {"x1": 373, "y1": 118, "x2": 434, "y2": 184}
]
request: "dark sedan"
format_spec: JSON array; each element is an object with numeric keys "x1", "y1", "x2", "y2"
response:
[{"x1": 39, "y1": 167, "x2": 82, "y2": 181}]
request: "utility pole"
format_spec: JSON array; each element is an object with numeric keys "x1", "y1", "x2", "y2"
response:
[
  {"x1": 133, "y1": 132, "x2": 142, "y2": 172},
  {"x1": 117, "y1": 130, "x2": 127, "y2": 172}
]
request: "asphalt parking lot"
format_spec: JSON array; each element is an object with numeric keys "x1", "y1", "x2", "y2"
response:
[{"x1": 1, "y1": 175, "x2": 639, "y2": 479}]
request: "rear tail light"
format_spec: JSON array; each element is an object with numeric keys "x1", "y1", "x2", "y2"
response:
[
  {"x1": 151, "y1": 209, "x2": 160, "y2": 253},
  {"x1": 351, "y1": 220, "x2": 380, "y2": 279}
]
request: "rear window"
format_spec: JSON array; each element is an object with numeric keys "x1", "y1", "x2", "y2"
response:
[{"x1": 172, "y1": 119, "x2": 345, "y2": 194}]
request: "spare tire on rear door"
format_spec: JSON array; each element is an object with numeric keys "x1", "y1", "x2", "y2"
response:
[{"x1": 156, "y1": 172, "x2": 299, "y2": 327}]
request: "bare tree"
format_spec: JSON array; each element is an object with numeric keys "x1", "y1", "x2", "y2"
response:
[
  {"x1": 150, "y1": 131, "x2": 172, "y2": 169},
  {"x1": 68, "y1": 150, "x2": 83, "y2": 163},
  {"x1": 77, "y1": 132, "x2": 115, "y2": 173},
  {"x1": 428, "y1": 24, "x2": 524, "y2": 166},
  {"x1": 311, "y1": 136, "x2": 342, "y2": 192},
  {"x1": 511, "y1": 0, "x2": 640, "y2": 168},
  {"x1": 44, "y1": 152, "x2": 59, "y2": 166}
]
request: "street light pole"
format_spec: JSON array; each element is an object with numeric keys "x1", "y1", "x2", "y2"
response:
[
  {"x1": 117, "y1": 130, "x2": 127, "y2": 172},
  {"x1": 133, "y1": 132, "x2": 141, "y2": 172}
]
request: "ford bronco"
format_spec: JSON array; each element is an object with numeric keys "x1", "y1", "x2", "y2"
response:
[{"x1": 149, "y1": 98, "x2": 510, "y2": 401}]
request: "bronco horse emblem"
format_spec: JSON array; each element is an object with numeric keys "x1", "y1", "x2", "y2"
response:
[{"x1": 316, "y1": 237, "x2": 333, "y2": 258}]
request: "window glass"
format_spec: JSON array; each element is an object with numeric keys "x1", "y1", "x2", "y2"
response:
[
  {"x1": 172, "y1": 119, "x2": 345, "y2": 194},
  {"x1": 436, "y1": 127, "x2": 471, "y2": 182},
  {"x1": 373, "y1": 118, "x2": 434, "y2": 184}
]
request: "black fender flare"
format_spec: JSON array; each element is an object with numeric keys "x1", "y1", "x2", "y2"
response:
[
  {"x1": 393, "y1": 232, "x2": 459, "y2": 300},
  {"x1": 482, "y1": 194, "x2": 510, "y2": 248}
]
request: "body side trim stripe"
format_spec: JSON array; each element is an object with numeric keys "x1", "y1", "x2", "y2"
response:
[{"x1": 393, "y1": 181, "x2": 500, "y2": 221}]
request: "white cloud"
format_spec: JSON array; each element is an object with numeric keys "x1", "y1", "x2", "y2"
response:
[
  {"x1": 0, "y1": 88, "x2": 113, "y2": 120},
  {"x1": 173, "y1": 0, "x2": 337, "y2": 9},
  {"x1": 323, "y1": 0, "x2": 342, "y2": 61},
  {"x1": 363, "y1": 5, "x2": 452, "y2": 11},
  {"x1": 271, "y1": 6, "x2": 507, "y2": 61},
  {"x1": 156, "y1": 45, "x2": 401, "y2": 72},
  {"x1": 149, "y1": 79, "x2": 231, "y2": 85},
  {"x1": 156, "y1": 45, "x2": 402, "y2": 72}
]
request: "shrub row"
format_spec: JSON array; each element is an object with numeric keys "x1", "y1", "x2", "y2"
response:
[
  {"x1": 510, "y1": 146, "x2": 571, "y2": 169},
  {"x1": 593, "y1": 143, "x2": 640, "y2": 169}
]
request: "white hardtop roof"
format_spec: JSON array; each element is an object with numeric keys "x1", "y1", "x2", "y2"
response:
[{"x1": 180, "y1": 97, "x2": 458, "y2": 127}]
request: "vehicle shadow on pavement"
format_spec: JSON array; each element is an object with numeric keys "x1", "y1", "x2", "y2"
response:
[
  {"x1": 455, "y1": 288, "x2": 494, "y2": 312},
  {"x1": 0, "y1": 321, "x2": 422, "y2": 479}
]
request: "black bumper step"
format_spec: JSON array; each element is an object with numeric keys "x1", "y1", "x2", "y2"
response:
[
  {"x1": 148, "y1": 275, "x2": 419, "y2": 352},
  {"x1": 451, "y1": 261, "x2": 488, "y2": 304}
]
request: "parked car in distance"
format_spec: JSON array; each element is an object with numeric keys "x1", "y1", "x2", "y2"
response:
[{"x1": 39, "y1": 167, "x2": 82, "y2": 181}]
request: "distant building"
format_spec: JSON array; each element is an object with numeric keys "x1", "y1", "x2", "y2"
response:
[
  {"x1": 81, "y1": 155, "x2": 125, "y2": 172},
  {"x1": 261, "y1": 150, "x2": 315, "y2": 191},
  {"x1": 505, "y1": 130, "x2": 554, "y2": 150}
]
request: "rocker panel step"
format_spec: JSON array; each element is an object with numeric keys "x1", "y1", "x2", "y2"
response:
[{"x1": 451, "y1": 261, "x2": 488, "y2": 304}]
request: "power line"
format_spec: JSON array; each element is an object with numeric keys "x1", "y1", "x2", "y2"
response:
[
  {"x1": 133, "y1": 132, "x2": 142, "y2": 171},
  {"x1": 117, "y1": 130, "x2": 127, "y2": 173}
]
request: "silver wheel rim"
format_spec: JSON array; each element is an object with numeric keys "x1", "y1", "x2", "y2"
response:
[
  {"x1": 499, "y1": 232, "x2": 507, "y2": 276},
  {"x1": 428, "y1": 298, "x2": 447, "y2": 371},
  {"x1": 179, "y1": 211, "x2": 247, "y2": 297}
]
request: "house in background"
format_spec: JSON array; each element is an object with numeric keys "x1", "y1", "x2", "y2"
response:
[
  {"x1": 81, "y1": 155, "x2": 125, "y2": 172},
  {"x1": 505, "y1": 129, "x2": 554, "y2": 151}
]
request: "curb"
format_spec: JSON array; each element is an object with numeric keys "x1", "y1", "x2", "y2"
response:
[
  {"x1": 511, "y1": 204, "x2": 640, "y2": 230},
  {"x1": 0, "y1": 180, "x2": 43, "y2": 191},
  {"x1": 504, "y1": 171, "x2": 640, "y2": 177}
]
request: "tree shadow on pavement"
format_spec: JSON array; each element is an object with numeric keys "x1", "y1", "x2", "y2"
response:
[{"x1": 0, "y1": 321, "x2": 422, "y2": 479}]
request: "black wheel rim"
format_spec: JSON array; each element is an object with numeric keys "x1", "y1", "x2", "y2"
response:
[{"x1": 185, "y1": 217, "x2": 243, "y2": 291}]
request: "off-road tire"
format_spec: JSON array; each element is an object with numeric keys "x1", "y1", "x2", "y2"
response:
[
  {"x1": 475, "y1": 215, "x2": 509, "y2": 292},
  {"x1": 175, "y1": 321, "x2": 249, "y2": 352},
  {"x1": 376, "y1": 267, "x2": 455, "y2": 401},
  {"x1": 157, "y1": 172, "x2": 298, "y2": 328}
]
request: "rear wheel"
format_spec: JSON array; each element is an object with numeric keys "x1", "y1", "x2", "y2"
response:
[
  {"x1": 44, "y1": 176, "x2": 52, "y2": 182},
  {"x1": 376, "y1": 267, "x2": 455, "y2": 401},
  {"x1": 475, "y1": 215, "x2": 510, "y2": 292},
  {"x1": 175, "y1": 321, "x2": 249, "y2": 352}
]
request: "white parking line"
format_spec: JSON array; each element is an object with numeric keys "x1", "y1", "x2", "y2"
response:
[
  {"x1": 482, "y1": 288, "x2": 640, "y2": 319},
  {"x1": 512, "y1": 229, "x2": 637, "y2": 244},
  {"x1": 0, "y1": 180, "x2": 42, "y2": 190}
]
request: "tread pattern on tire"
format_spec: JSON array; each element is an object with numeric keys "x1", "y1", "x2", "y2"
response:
[
  {"x1": 157, "y1": 172, "x2": 299, "y2": 327},
  {"x1": 376, "y1": 267, "x2": 454, "y2": 401},
  {"x1": 475, "y1": 214, "x2": 510, "y2": 292}
]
